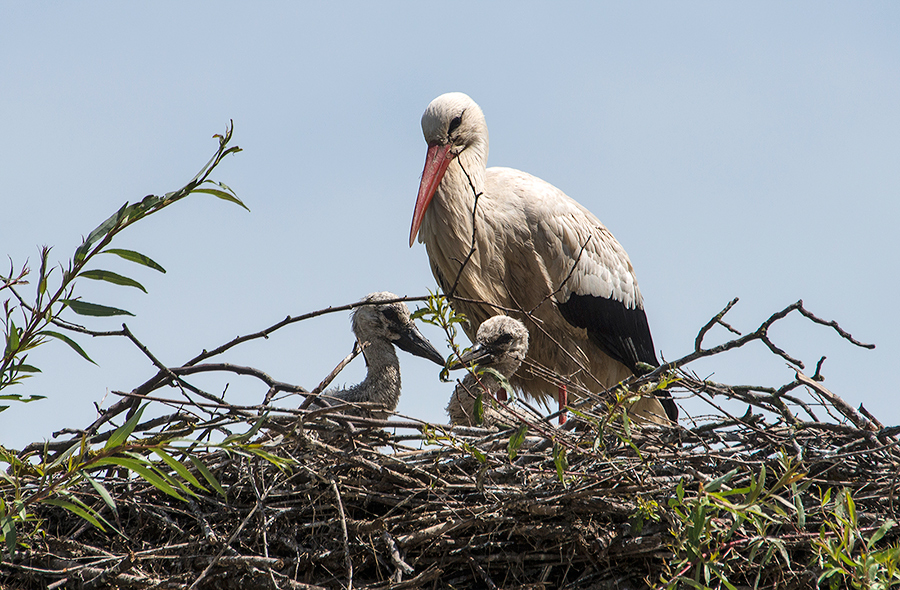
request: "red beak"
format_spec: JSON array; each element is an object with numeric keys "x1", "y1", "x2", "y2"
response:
[{"x1": 409, "y1": 143, "x2": 453, "y2": 247}]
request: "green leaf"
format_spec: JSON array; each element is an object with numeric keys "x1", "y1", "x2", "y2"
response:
[
  {"x1": 845, "y1": 490, "x2": 857, "y2": 525},
  {"x1": 223, "y1": 413, "x2": 268, "y2": 444},
  {"x1": 507, "y1": 424, "x2": 528, "y2": 461},
  {"x1": 40, "y1": 331, "x2": 97, "y2": 365},
  {"x1": 469, "y1": 446, "x2": 486, "y2": 464},
  {"x1": 75, "y1": 202, "x2": 129, "y2": 263},
  {"x1": 473, "y1": 394, "x2": 484, "y2": 425},
  {"x1": 1, "y1": 513, "x2": 17, "y2": 554},
  {"x1": 793, "y1": 482, "x2": 806, "y2": 529},
  {"x1": 61, "y1": 299, "x2": 134, "y2": 317},
  {"x1": 868, "y1": 519, "x2": 895, "y2": 549},
  {"x1": 7, "y1": 320, "x2": 19, "y2": 353},
  {"x1": 105, "y1": 404, "x2": 147, "y2": 450},
  {"x1": 188, "y1": 456, "x2": 226, "y2": 498},
  {"x1": 152, "y1": 448, "x2": 207, "y2": 492},
  {"x1": 193, "y1": 186, "x2": 250, "y2": 212},
  {"x1": 82, "y1": 472, "x2": 118, "y2": 517},
  {"x1": 0, "y1": 394, "x2": 46, "y2": 402},
  {"x1": 102, "y1": 248, "x2": 166, "y2": 274},
  {"x1": 78, "y1": 269, "x2": 147, "y2": 293},
  {"x1": 91, "y1": 456, "x2": 186, "y2": 502},
  {"x1": 704, "y1": 468, "x2": 739, "y2": 493},
  {"x1": 41, "y1": 498, "x2": 106, "y2": 531},
  {"x1": 552, "y1": 443, "x2": 568, "y2": 485}
]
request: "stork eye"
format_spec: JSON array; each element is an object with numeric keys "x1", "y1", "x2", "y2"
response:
[
  {"x1": 448, "y1": 115, "x2": 463, "y2": 135},
  {"x1": 381, "y1": 307, "x2": 403, "y2": 325},
  {"x1": 494, "y1": 334, "x2": 514, "y2": 347}
]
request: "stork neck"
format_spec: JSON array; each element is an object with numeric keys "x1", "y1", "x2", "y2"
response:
[{"x1": 355, "y1": 339, "x2": 402, "y2": 407}]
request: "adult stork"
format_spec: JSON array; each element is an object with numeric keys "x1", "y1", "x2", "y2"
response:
[
  {"x1": 316, "y1": 292, "x2": 445, "y2": 419},
  {"x1": 409, "y1": 92, "x2": 677, "y2": 425}
]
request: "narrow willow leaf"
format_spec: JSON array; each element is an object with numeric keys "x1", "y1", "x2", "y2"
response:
[
  {"x1": 192, "y1": 187, "x2": 250, "y2": 212},
  {"x1": 105, "y1": 404, "x2": 146, "y2": 450},
  {"x1": 507, "y1": 424, "x2": 528, "y2": 461},
  {"x1": 0, "y1": 394, "x2": 46, "y2": 402},
  {"x1": 46, "y1": 441, "x2": 82, "y2": 471},
  {"x1": 75, "y1": 202, "x2": 129, "y2": 263},
  {"x1": 102, "y1": 249, "x2": 166, "y2": 274},
  {"x1": 473, "y1": 394, "x2": 484, "y2": 425},
  {"x1": 82, "y1": 472, "x2": 118, "y2": 517},
  {"x1": 41, "y1": 498, "x2": 105, "y2": 531},
  {"x1": 78, "y1": 270, "x2": 147, "y2": 293},
  {"x1": 704, "y1": 468, "x2": 739, "y2": 493},
  {"x1": 792, "y1": 482, "x2": 806, "y2": 529},
  {"x1": 40, "y1": 331, "x2": 96, "y2": 365},
  {"x1": 13, "y1": 365, "x2": 41, "y2": 374},
  {"x1": 553, "y1": 443, "x2": 568, "y2": 484},
  {"x1": 152, "y1": 448, "x2": 207, "y2": 492},
  {"x1": 7, "y1": 320, "x2": 19, "y2": 352},
  {"x1": 150, "y1": 464, "x2": 199, "y2": 499},
  {"x1": 470, "y1": 446, "x2": 486, "y2": 464},
  {"x1": 61, "y1": 299, "x2": 134, "y2": 317},
  {"x1": 91, "y1": 457, "x2": 186, "y2": 502},
  {"x1": 246, "y1": 447, "x2": 294, "y2": 471},
  {"x1": 845, "y1": 490, "x2": 857, "y2": 524},
  {"x1": 223, "y1": 413, "x2": 268, "y2": 444},
  {"x1": 188, "y1": 456, "x2": 226, "y2": 497},
  {"x1": 868, "y1": 519, "x2": 895, "y2": 549},
  {"x1": 1, "y1": 514, "x2": 16, "y2": 554}
]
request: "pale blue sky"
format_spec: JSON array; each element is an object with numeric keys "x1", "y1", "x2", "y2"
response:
[{"x1": 2, "y1": 3, "x2": 898, "y2": 448}]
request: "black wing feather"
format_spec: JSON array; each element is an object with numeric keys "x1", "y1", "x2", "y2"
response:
[{"x1": 557, "y1": 293, "x2": 678, "y2": 422}]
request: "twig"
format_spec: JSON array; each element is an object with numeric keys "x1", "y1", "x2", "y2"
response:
[
  {"x1": 529, "y1": 235, "x2": 591, "y2": 314},
  {"x1": 187, "y1": 468, "x2": 277, "y2": 590},
  {"x1": 332, "y1": 479, "x2": 353, "y2": 590},
  {"x1": 381, "y1": 531, "x2": 414, "y2": 581},
  {"x1": 447, "y1": 159, "x2": 482, "y2": 298},
  {"x1": 299, "y1": 341, "x2": 364, "y2": 410},
  {"x1": 695, "y1": 297, "x2": 740, "y2": 351}
]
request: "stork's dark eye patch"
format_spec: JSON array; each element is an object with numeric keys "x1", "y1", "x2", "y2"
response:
[
  {"x1": 380, "y1": 306, "x2": 402, "y2": 325},
  {"x1": 493, "y1": 334, "x2": 514, "y2": 347},
  {"x1": 448, "y1": 115, "x2": 462, "y2": 134}
]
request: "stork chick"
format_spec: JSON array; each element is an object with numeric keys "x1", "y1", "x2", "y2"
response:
[
  {"x1": 447, "y1": 315, "x2": 529, "y2": 427},
  {"x1": 319, "y1": 292, "x2": 444, "y2": 419}
]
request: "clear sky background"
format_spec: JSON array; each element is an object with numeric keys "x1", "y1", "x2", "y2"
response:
[{"x1": 2, "y1": 4, "x2": 898, "y2": 450}]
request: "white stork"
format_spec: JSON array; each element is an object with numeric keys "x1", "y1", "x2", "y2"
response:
[
  {"x1": 447, "y1": 315, "x2": 529, "y2": 427},
  {"x1": 409, "y1": 92, "x2": 677, "y2": 425},
  {"x1": 317, "y1": 292, "x2": 445, "y2": 419}
]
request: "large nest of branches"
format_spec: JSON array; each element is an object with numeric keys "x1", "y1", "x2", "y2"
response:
[{"x1": 1, "y1": 298, "x2": 895, "y2": 590}]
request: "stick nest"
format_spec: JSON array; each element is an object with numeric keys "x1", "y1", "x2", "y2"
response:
[{"x1": 2, "y1": 299, "x2": 894, "y2": 590}]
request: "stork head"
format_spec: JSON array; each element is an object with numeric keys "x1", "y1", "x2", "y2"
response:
[
  {"x1": 451, "y1": 315, "x2": 529, "y2": 376},
  {"x1": 409, "y1": 92, "x2": 489, "y2": 247},
  {"x1": 352, "y1": 292, "x2": 445, "y2": 366}
]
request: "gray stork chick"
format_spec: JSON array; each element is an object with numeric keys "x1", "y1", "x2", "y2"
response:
[
  {"x1": 319, "y1": 292, "x2": 445, "y2": 419},
  {"x1": 447, "y1": 315, "x2": 529, "y2": 427}
]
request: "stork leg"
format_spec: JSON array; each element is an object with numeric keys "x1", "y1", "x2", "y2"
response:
[{"x1": 558, "y1": 384, "x2": 567, "y2": 425}]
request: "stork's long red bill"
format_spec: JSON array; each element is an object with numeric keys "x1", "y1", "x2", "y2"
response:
[{"x1": 409, "y1": 143, "x2": 453, "y2": 247}]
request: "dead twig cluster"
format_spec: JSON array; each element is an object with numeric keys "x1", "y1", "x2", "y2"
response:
[{"x1": 1, "y1": 298, "x2": 892, "y2": 590}]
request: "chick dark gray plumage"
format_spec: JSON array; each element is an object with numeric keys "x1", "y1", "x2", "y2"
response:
[
  {"x1": 319, "y1": 292, "x2": 444, "y2": 419},
  {"x1": 447, "y1": 315, "x2": 529, "y2": 427}
]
